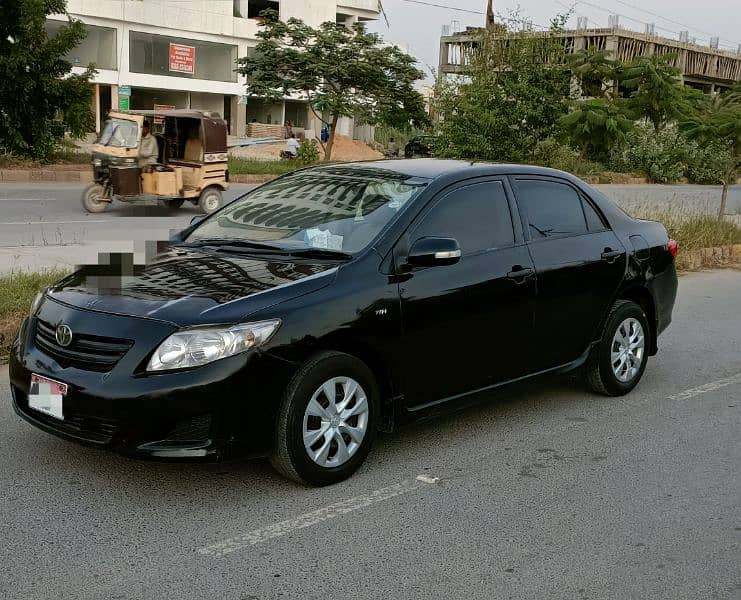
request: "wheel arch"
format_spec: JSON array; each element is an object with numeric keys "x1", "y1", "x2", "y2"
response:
[
  {"x1": 311, "y1": 334, "x2": 399, "y2": 433},
  {"x1": 615, "y1": 284, "x2": 658, "y2": 355}
]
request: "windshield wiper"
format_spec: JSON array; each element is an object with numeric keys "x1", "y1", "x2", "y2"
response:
[
  {"x1": 181, "y1": 239, "x2": 288, "y2": 253},
  {"x1": 288, "y1": 247, "x2": 353, "y2": 260}
]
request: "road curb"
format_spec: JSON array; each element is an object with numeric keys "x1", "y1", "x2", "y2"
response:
[
  {"x1": 1, "y1": 169, "x2": 93, "y2": 183},
  {"x1": 229, "y1": 174, "x2": 276, "y2": 184},
  {"x1": 676, "y1": 244, "x2": 741, "y2": 271}
]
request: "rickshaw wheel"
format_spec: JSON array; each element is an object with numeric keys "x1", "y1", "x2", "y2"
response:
[
  {"x1": 81, "y1": 183, "x2": 109, "y2": 213},
  {"x1": 198, "y1": 187, "x2": 222, "y2": 214},
  {"x1": 158, "y1": 198, "x2": 185, "y2": 209}
]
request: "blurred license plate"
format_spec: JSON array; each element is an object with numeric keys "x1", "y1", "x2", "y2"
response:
[{"x1": 28, "y1": 374, "x2": 68, "y2": 420}]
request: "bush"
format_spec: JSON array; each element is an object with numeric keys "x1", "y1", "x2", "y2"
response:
[
  {"x1": 296, "y1": 139, "x2": 320, "y2": 164},
  {"x1": 608, "y1": 124, "x2": 685, "y2": 183},
  {"x1": 531, "y1": 138, "x2": 604, "y2": 176},
  {"x1": 684, "y1": 139, "x2": 733, "y2": 185}
]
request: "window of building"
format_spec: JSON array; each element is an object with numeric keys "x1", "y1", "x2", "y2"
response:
[
  {"x1": 516, "y1": 179, "x2": 588, "y2": 239},
  {"x1": 45, "y1": 20, "x2": 117, "y2": 70},
  {"x1": 246, "y1": 0, "x2": 279, "y2": 19},
  {"x1": 413, "y1": 182, "x2": 515, "y2": 255},
  {"x1": 129, "y1": 31, "x2": 238, "y2": 83}
]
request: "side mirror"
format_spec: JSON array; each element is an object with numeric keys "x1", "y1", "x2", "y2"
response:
[{"x1": 407, "y1": 237, "x2": 461, "y2": 267}]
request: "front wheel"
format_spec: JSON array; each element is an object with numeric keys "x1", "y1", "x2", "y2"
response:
[
  {"x1": 198, "y1": 187, "x2": 222, "y2": 214},
  {"x1": 81, "y1": 183, "x2": 109, "y2": 213},
  {"x1": 586, "y1": 300, "x2": 650, "y2": 396},
  {"x1": 271, "y1": 352, "x2": 378, "y2": 486}
]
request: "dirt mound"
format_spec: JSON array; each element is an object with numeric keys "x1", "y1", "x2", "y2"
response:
[{"x1": 326, "y1": 134, "x2": 383, "y2": 161}]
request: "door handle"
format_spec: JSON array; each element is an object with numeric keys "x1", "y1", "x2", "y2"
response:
[
  {"x1": 507, "y1": 266, "x2": 534, "y2": 283},
  {"x1": 601, "y1": 249, "x2": 623, "y2": 263}
]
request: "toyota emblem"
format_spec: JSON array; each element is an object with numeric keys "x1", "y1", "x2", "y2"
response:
[{"x1": 55, "y1": 324, "x2": 73, "y2": 347}]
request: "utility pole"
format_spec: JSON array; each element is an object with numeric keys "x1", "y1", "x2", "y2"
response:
[{"x1": 486, "y1": 0, "x2": 495, "y2": 28}]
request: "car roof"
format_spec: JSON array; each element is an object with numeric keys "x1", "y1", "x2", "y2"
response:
[{"x1": 316, "y1": 158, "x2": 581, "y2": 182}]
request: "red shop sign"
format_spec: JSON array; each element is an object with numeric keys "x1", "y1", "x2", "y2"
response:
[{"x1": 169, "y1": 43, "x2": 195, "y2": 75}]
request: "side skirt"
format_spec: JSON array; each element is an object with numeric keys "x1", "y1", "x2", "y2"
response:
[{"x1": 404, "y1": 344, "x2": 597, "y2": 415}]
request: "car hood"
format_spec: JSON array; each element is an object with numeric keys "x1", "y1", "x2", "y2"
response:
[{"x1": 46, "y1": 247, "x2": 339, "y2": 326}]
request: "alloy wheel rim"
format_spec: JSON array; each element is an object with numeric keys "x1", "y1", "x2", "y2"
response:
[
  {"x1": 204, "y1": 194, "x2": 219, "y2": 211},
  {"x1": 611, "y1": 317, "x2": 645, "y2": 382},
  {"x1": 302, "y1": 376, "x2": 369, "y2": 468}
]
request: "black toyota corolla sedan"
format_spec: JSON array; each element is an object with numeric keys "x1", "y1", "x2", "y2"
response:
[{"x1": 9, "y1": 160, "x2": 678, "y2": 485}]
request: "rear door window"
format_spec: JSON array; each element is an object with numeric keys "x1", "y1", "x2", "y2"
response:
[{"x1": 515, "y1": 179, "x2": 588, "y2": 239}]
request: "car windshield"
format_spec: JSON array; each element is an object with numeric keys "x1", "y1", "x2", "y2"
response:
[
  {"x1": 185, "y1": 167, "x2": 428, "y2": 255},
  {"x1": 98, "y1": 118, "x2": 139, "y2": 148}
]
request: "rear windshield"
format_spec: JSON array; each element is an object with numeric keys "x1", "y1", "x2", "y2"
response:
[{"x1": 186, "y1": 167, "x2": 428, "y2": 254}]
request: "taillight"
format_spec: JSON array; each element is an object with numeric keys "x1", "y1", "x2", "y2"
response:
[{"x1": 668, "y1": 239, "x2": 678, "y2": 258}]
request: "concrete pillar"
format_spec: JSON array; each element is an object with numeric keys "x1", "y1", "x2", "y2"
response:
[
  {"x1": 233, "y1": 96, "x2": 245, "y2": 137},
  {"x1": 93, "y1": 83, "x2": 101, "y2": 133},
  {"x1": 605, "y1": 35, "x2": 619, "y2": 96},
  {"x1": 111, "y1": 84, "x2": 119, "y2": 111}
]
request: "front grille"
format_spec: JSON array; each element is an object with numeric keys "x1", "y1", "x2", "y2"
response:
[
  {"x1": 13, "y1": 386, "x2": 118, "y2": 444},
  {"x1": 34, "y1": 318, "x2": 133, "y2": 372}
]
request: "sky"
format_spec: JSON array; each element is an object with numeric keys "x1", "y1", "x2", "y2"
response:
[{"x1": 367, "y1": 0, "x2": 741, "y2": 83}]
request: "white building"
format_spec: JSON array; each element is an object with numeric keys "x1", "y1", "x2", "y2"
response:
[{"x1": 49, "y1": 0, "x2": 380, "y2": 136}]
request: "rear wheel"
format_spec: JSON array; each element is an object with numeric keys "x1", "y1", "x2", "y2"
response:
[
  {"x1": 271, "y1": 351, "x2": 378, "y2": 486},
  {"x1": 198, "y1": 187, "x2": 222, "y2": 214},
  {"x1": 158, "y1": 198, "x2": 184, "y2": 209},
  {"x1": 586, "y1": 300, "x2": 650, "y2": 396},
  {"x1": 81, "y1": 183, "x2": 109, "y2": 213}
]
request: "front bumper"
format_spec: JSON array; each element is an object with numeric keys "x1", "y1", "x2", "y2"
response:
[{"x1": 8, "y1": 300, "x2": 297, "y2": 459}]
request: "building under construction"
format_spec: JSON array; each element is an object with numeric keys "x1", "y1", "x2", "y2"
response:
[{"x1": 439, "y1": 6, "x2": 741, "y2": 94}]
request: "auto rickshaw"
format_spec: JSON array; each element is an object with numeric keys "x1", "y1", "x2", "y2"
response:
[{"x1": 82, "y1": 109, "x2": 229, "y2": 214}]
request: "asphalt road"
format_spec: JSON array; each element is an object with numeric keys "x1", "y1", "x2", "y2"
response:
[
  {"x1": 1, "y1": 270, "x2": 739, "y2": 600},
  {"x1": 0, "y1": 182, "x2": 739, "y2": 247},
  {"x1": 0, "y1": 183, "x2": 257, "y2": 247}
]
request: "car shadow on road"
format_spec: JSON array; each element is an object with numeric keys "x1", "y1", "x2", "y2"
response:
[{"x1": 6, "y1": 374, "x2": 601, "y2": 504}]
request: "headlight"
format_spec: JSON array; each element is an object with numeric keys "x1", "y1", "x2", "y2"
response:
[
  {"x1": 30, "y1": 291, "x2": 45, "y2": 318},
  {"x1": 147, "y1": 319, "x2": 281, "y2": 372}
]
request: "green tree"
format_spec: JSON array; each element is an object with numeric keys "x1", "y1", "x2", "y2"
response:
[
  {"x1": 567, "y1": 48, "x2": 620, "y2": 98},
  {"x1": 237, "y1": 11, "x2": 426, "y2": 161},
  {"x1": 622, "y1": 54, "x2": 684, "y2": 132},
  {"x1": 680, "y1": 83, "x2": 741, "y2": 219},
  {"x1": 432, "y1": 19, "x2": 571, "y2": 162},
  {"x1": 559, "y1": 98, "x2": 635, "y2": 162},
  {"x1": 0, "y1": 0, "x2": 95, "y2": 160}
]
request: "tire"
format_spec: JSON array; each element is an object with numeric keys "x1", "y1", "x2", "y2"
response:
[
  {"x1": 81, "y1": 183, "x2": 109, "y2": 213},
  {"x1": 198, "y1": 187, "x2": 222, "y2": 214},
  {"x1": 158, "y1": 198, "x2": 184, "y2": 209},
  {"x1": 271, "y1": 351, "x2": 378, "y2": 486},
  {"x1": 586, "y1": 300, "x2": 651, "y2": 396}
]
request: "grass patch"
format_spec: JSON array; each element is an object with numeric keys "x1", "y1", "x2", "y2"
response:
[
  {"x1": 227, "y1": 158, "x2": 306, "y2": 176},
  {"x1": 629, "y1": 210, "x2": 741, "y2": 251},
  {"x1": 0, "y1": 270, "x2": 69, "y2": 363}
]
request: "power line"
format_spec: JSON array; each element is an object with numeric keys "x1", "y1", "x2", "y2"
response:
[
  {"x1": 608, "y1": 0, "x2": 740, "y2": 47},
  {"x1": 396, "y1": 0, "x2": 484, "y2": 15}
]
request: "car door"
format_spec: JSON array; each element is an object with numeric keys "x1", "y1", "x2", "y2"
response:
[
  {"x1": 512, "y1": 176, "x2": 627, "y2": 371},
  {"x1": 395, "y1": 178, "x2": 537, "y2": 409}
]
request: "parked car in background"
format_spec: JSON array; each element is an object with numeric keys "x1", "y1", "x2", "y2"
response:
[
  {"x1": 10, "y1": 160, "x2": 678, "y2": 486},
  {"x1": 404, "y1": 135, "x2": 434, "y2": 158}
]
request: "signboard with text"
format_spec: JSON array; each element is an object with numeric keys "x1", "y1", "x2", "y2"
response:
[
  {"x1": 118, "y1": 96, "x2": 130, "y2": 111},
  {"x1": 169, "y1": 43, "x2": 195, "y2": 75},
  {"x1": 153, "y1": 104, "x2": 176, "y2": 125}
]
